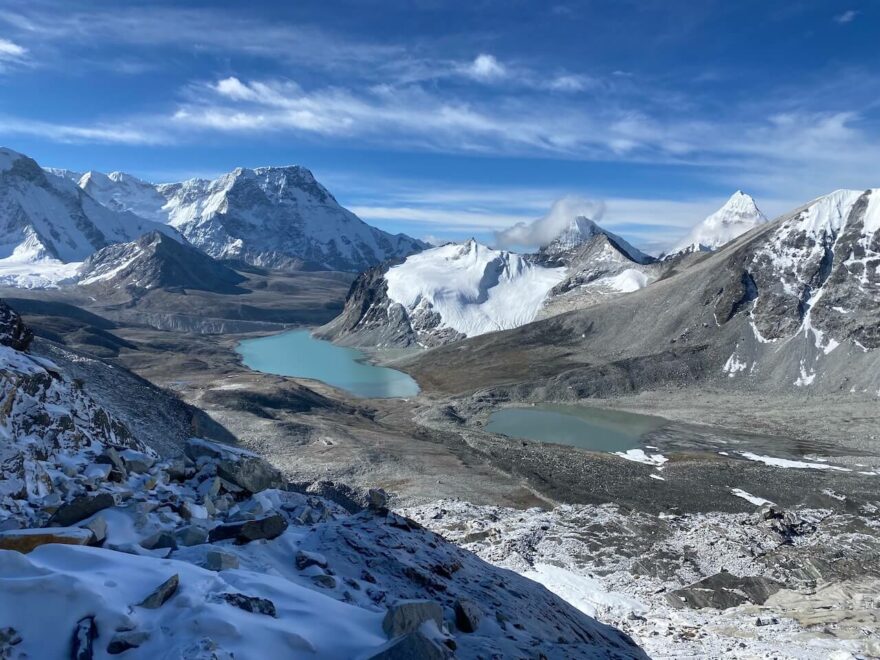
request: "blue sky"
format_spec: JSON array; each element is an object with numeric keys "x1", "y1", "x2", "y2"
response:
[{"x1": 0, "y1": 0, "x2": 878, "y2": 253}]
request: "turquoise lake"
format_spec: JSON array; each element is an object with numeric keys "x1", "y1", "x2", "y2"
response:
[
  {"x1": 236, "y1": 330, "x2": 420, "y2": 399},
  {"x1": 485, "y1": 405, "x2": 667, "y2": 452}
]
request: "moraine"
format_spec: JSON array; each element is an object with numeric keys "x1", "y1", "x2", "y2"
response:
[{"x1": 236, "y1": 329, "x2": 420, "y2": 398}]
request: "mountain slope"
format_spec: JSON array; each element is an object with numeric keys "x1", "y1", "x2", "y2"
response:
[
  {"x1": 78, "y1": 230, "x2": 246, "y2": 294},
  {"x1": 401, "y1": 188, "x2": 880, "y2": 396},
  {"x1": 0, "y1": 148, "x2": 177, "y2": 287},
  {"x1": 80, "y1": 166, "x2": 427, "y2": 272},
  {"x1": 671, "y1": 191, "x2": 767, "y2": 254}
]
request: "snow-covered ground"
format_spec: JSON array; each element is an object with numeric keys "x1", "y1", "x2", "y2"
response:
[{"x1": 404, "y1": 499, "x2": 880, "y2": 660}]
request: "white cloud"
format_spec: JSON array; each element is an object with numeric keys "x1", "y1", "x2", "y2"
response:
[
  {"x1": 834, "y1": 10, "x2": 858, "y2": 24},
  {"x1": 494, "y1": 197, "x2": 606, "y2": 249},
  {"x1": 464, "y1": 54, "x2": 506, "y2": 81},
  {"x1": 0, "y1": 116, "x2": 163, "y2": 144},
  {"x1": 0, "y1": 38, "x2": 25, "y2": 59}
]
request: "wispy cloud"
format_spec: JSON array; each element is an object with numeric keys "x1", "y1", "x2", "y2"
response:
[
  {"x1": 0, "y1": 38, "x2": 26, "y2": 59},
  {"x1": 0, "y1": 116, "x2": 163, "y2": 145},
  {"x1": 834, "y1": 10, "x2": 859, "y2": 24},
  {"x1": 462, "y1": 54, "x2": 506, "y2": 81}
]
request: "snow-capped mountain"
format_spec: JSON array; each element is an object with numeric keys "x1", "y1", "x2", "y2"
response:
[
  {"x1": 78, "y1": 230, "x2": 246, "y2": 294},
  {"x1": 541, "y1": 216, "x2": 652, "y2": 265},
  {"x1": 81, "y1": 166, "x2": 427, "y2": 272},
  {"x1": 321, "y1": 214, "x2": 665, "y2": 348},
  {"x1": 320, "y1": 240, "x2": 568, "y2": 347},
  {"x1": 671, "y1": 191, "x2": 767, "y2": 254},
  {"x1": 0, "y1": 148, "x2": 177, "y2": 287},
  {"x1": 406, "y1": 188, "x2": 880, "y2": 395}
]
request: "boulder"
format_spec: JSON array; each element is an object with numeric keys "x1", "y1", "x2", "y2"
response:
[
  {"x1": 208, "y1": 513, "x2": 288, "y2": 544},
  {"x1": 0, "y1": 527, "x2": 94, "y2": 554},
  {"x1": 137, "y1": 574, "x2": 179, "y2": 609},
  {"x1": 454, "y1": 598, "x2": 482, "y2": 633},
  {"x1": 119, "y1": 449, "x2": 155, "y2": 474},
  {"x1": 295, "y1": 549, "x2": 328, "y2": 570},
  {"x1": 311, "y1": 574, "x2": 337, "y2": 589},
  {"x1": 107, "y1": 631, "x2": 149, "y2": 655},
  {"x1": 81, "y1": 516, "x2": 107, "y2": 545},
  {"x1": 140, "y1": 532, "x2": 178, "y2": 551},
  {"x1": 48, "y1": 493, "x2": 115, "y2": 527},
  {"x1": 185, "y1": 438, "x2": 284, "y2": 494},
  {"x1": 367, "y1": 488, "x2": 389, "y2": 511},
  {"x1": 218, "y1": 592, "x2": 277, "y2": 617},
  {"x1": 366, "y1": 631, "x2": 449, "y2": 660},
  {"x1": 668, "y1": 571, "x2": 783, "y2": 610},
  {"x1": 71, "y1": 616, "x2": 97, "y2": 660},
  {"x1": 382, "y1": 600, "x2": 444, "y2": 638},
  {"x1": 176, "y1": 525, "x2": 208, "y2": 547},
  {"x1": 205, "y1": 550, "x2": 239, "y2": 571}
]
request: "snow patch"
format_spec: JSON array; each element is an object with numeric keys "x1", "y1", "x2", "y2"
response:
[
  {"x1": 739, "y1": 452, "x2": 851, "y2": 472},
  {"x1": 730, "y1": 488, "x2": 774, "y2": 506},
  {"x1": 613, "y1": 449, "x2": 668, "y2": 466}
]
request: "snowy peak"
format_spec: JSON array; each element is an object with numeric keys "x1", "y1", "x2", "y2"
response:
[
  {"x1": 0, "y1": 147, "x2": 176, "y2": 271},
  {"x1": 82, "y1": 163, "x2": 428, "y2": 272},
  {"x1": 673, "y1": 191, "x2": 767, "y2": 253},
  {"x1": 542, "y1": 215, "x2": 652, "y2": 265}
]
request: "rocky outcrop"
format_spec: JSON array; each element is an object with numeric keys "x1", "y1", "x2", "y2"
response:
[{"x1": 0, "y1": 300, "x2": 33, "y2": 351}]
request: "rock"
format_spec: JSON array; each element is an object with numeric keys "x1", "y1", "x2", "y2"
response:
[
  {"x1": 295, "y1": 549, "x2": 328, "y2": 570},
  {"x1": 0, "y1": 300, "x2": 33, "y2": 351},
  {"x1": 198, "y1": 476, "x2": 221, "y2": 499},
  {"x1": 311, "y1": 574, "x2": 338, "y2": 589},
  {"x1": 0, "y1": 518, "x2": 20, "y2": 532},
  {"x1": 137, "y1": 574, "x2": 179, "y2": 609},
  {"x1": 181, "y1": 500, "x2": 209, "y2": 521},
  {"x1": 366, "y1": 631, "x2": 449, "y2": 660},
  {"x1": 0, "y1": 527, "x2": 94, "y2": 554},
  {"x1": 176, "y1": 525, "x2": 208, "y2": 547},
  {"x1": 205, "y1": 550, "x2": 239, "y2": 571},
  {"x1": 208, "y1": 513, "x2": 288, "y2": 544},
  {"x1": 219, "y1": 592, "x2": 277, "y2": 617},
  {"x1": 71, "y1": 616, "x2": 97, "y2": 660},
  {"x1": 119, "y1": 449, "x2": 155, "y2": 474},
  {"x1": 454, "y1": 598, "x2": 482, "y2": 633},
  {"x1": 48, "y1": 493, "x2": 115, "y2": 527},
  {"x1": 228, "y1": 499, "x2": 267, "y2": 522},
  {"x1": 185, "y1": 438, "x2": 284, "y2": 494},
  {"x1": 165, "y1": 458, "x2": 188, "y2": 482},
  {"x1": 668, "y1": 571, "x2": 783, "y2": 610},
  {"x1": 81, "y1": 516, "x2": 107, "y2": 545},
  {"x1": 107, "y1": 631, "x2": 150, "y2": 654},
  {"x1": 367, "y1": 488, "x2": 389, "y2": 511},
  {"x1": 755, "y1": 616, "x2": 779, "y2": 627},
  {"x1": 140, "y1": 531, "x2": 178, "y2": 551},
  {"x1": 382, "y1": 600, "x2": 444, "y2": 638},
  {"x1": 83, "y1": 464, "x2": 112, "y2": 481},
  {"x1": 96, "y1": 448, "x2": 127, "y2": 477}
]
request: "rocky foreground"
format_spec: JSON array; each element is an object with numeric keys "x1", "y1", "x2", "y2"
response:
[{"x1": 0, "y1": 300, "x2": 644, "y2": 659}]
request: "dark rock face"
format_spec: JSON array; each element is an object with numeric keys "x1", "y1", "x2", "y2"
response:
[
  {"x1": 454, "y1": 598, "x2": 482, "y2": 633},
  {"x1": 208, "y1": 513, "x2": 288, "y2": 544},
  {"x1": 219, "y1": 592, "x2": 277, "y2": 617},
  {"x1": 71, "y1": 616, "x2": 97, "y2": 660},
  {"x1": 0, "y1": 301, "x2": 33, "y2": 351},
  {"x1": 668, "y1": 571, "x2": 783, "y2": 610},
  {"x1": 48, "y1": 493, "x2": 115, "y2": 527},
  {"x1": 107, "y1": 631, "x2": 149, "y2": 655}
]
